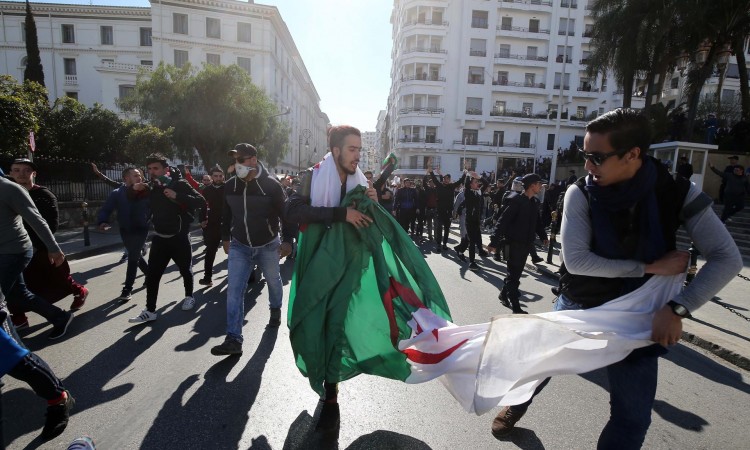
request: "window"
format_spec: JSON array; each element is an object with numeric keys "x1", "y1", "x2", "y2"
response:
[
  {"x1": 62, "y1": 24, "x2": 75, "y2": 43},
  {"x1": 462, "y1": 129, "x2": 478, "y2": 145},
  {"x1": 529, "y1": 19, "x2": 540, "y2": 33},
  {"x1": 470, "y1": 39, "x2": 486, "y2": 57},
  {"x1": 460, "y1": 158, "x2": 477, "y2": 171},
  {"x1": 140, "y1": 27, "x2": 152, "y2": 46},
  {"x1": 577, "y1": 106, "x2": 587, "y2": 118},
  {"x1": 20, "y1": 56, "x2": 27, "y2": 68},
  {"x1": 426, "y1": 127, "x2": 438, "y2": 143},
  {"x1": 494, "y1": 100, "x2": 506, "y2": 115},
  {"x1": 466, "y1": 97, "x2": 483, "y2": 115},
  {"x1": 559, "y1": 18, "x2": 575, "y2": 36},
  {"x1": 496, "y1": 71, "x2": 509, "y2": 85},
  {"x1": 584, "y1": 23, "x2": 594, "y2": 37},
  {"x1": 119, "y1": 85, "x2": 135, "y2": 100},
  {"x1": 141, "y1": 60, "x2": 153, "y2": 66},
  {"x1": 173, "y1": 13, "x2": 188, "y2": 34},
  {"x1": 556, "y1": 45, "x2": 573, "y2": 63},
  {"x1": 237, "y1": 22, "x2": 252, "y2": 42},
  {"x1": 471, "y1": 10, "x2": 488, "y2": 28},
  {"x1": 101, "y1": 58, "x2": 114, "y2": 64},
  {"x1": 520, "y1": 132, "x2": 531, "y2": 148},
  {"x1": 501, "y1": 17, "x2": 513, "y2": 31},
  {"x1": 554, "y1": 72, "x2": 570, "y2": 89},
  {"x1": 468, "y1": 67, "x2": 484, "y2": 84},
  {"x1": 174, "y1": 49, "x2": 189, "y2": 68},
  {"x1": 206, "y1": 17, "x2": 220, "y2": 38},
  {"x1": 524, "y1": 73, "x2": 536, "y2": 86},
  {"x1": 65, "y1": 92, "x2": 78, "y2": 101},
  {"x1": 670, "y1": 77, "x2": 679, "y2": 89},
  {"x1": 522, "y1": 102, "x2": 533, "y2": 115},
  {"x1": 21, "y1": 26, "x2": 26, "y2": 42},
  {"x1": 722, "y1": 89, "x2": 735, "y2": 103},
  {"x1": 497, "y1": 44, "x2": 510, "y2": 58},
  {"x1": 100, "y1": 26, "x2": 113, "y2": 45},
  {"x1": 547, "y1": 133, "x2": 555, "y2": 150},
  {"x1": 527, "y1": 46, "x2": 538, "y2": 59},
  {"x1": 63, "y1": 58, "x2": 76, "y2": 75},
  {"x1": 207, "y1": 53, "x2": 221, "y2": 66},
  {"x1": 237, "y1": 57, "x2": 252, "y2": 74},
  {"x1": 493, "y1": 131, "x2": 504, "y2": 146}
]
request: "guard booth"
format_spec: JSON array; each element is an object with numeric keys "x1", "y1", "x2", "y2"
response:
[{"x1": 649, "y1": 141, "x2": 716, "y2": 191}]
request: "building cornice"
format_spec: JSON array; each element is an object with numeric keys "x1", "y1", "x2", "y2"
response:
[
  {"x1": 0, "y1": 43, "x2": 152, "y2": 57},
  {"x1": 0, "y1": 1, "x2": 150, "y2": 18}
]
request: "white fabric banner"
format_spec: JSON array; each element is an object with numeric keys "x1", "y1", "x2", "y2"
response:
[{"x1": 398, "y1": 274, "x2": 685, "y2": 415}]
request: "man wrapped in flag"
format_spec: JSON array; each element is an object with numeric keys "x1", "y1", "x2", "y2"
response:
[{"x1": 285, "y1": 125, "x2": 453, "y2": 431}]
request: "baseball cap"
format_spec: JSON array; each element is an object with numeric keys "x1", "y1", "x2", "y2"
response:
[
  {"x1": 228, "y1": 143, "x2": 257, "y2": 158},
  {"x1": 729, "y1": 155, "x2": 739, "y2": 160},
  {"x1": 522, "y1": 173, "x2": 542, "y2": 189},
  {"x1": 11, "y1": 158, "x2": 38, "y2": 171}
]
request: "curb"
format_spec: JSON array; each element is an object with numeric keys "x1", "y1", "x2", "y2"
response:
[{"x1": 681, "y1": 331, "x2": 750, "y2": 371}]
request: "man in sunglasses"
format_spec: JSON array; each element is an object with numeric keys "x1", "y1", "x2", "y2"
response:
[{"x1": 490, "y1": 109, "x2": 742, "y2": 448}]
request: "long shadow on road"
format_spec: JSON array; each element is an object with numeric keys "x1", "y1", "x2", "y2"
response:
[{"x1": 139, "y1": 327, "x2": 279, "y2": 448}]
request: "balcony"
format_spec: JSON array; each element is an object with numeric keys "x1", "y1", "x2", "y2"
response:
[
  {"x1": 467, "y1": 77, "x2": 485, "y2": 84},
  {"x1": 401, "y1": 74, "x2": 446, "y2": 82},
  {"x1": 576, "y1": 85, "x2": 599, "y2": 93},
  {"x1": 465, "y1": 108, "x2": 483, "y2": 115},
  {"x1": 64, "y1": 75, "x2": 77, "y2": 85},
  {"x1": 552, "y1": 84, "x2": 571, "y2": 90},
  {"x1": 398, "y1": 107, "x2": 445, "y2": 115},
  {"x1": 402, "y1": 19, "x2": 449, "y2": 29},
  {"x1": 398, "y1": 137, "x2": 443, "y2": 144},
  {"x1": 492, "y1": 79, "x2": 546, "y2": 89},
  {"x1": 471, "y1": 18, "x2": 489, "y2": 29},
  {"x1": 490, "y1": 108, "x2": 534, "y2": 118},
  {"x1": 494, "y1": 52, "x2": 549, "y2": 63},
  {"x1": 469, "y1": 50, "x2": 487, "y2": 57},
  {"x1": 500, "y1": 0, "x2": 553, "y2": 12},
  {"x1": 96, "y1": 61, "x2": 155, "y2": 74},
  {"x1": 555, "y1": 55, "x2": 573, "y2": 63},
  {"x1": 403, "y1": 47, "x2": 447, "y2": 55},
  {"x1": 579, "y1": 58, "x2": 590, "y2": 65},
  {"x1": 583, "y1": 30, "x2": 594, "y2": 38},
  {"x1": 398, "y1": 163, "x2": 442, "y2": 170},
  {"x1": 497, "y1": 24, "x2": 550, "y2": 34},
  {"x1": 453, "y1": 140, "x2": 536, "y2": 149},
  {"x1": 560, "y1": 1, "x2": 578, "y2": 8},
  {"x1": 557, "y1": 30, "x2": 576, "y2": 36}
]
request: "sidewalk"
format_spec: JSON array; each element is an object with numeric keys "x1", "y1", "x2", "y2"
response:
[{"x1": 59, "y1": 224, "x2": 749, "y2": 371}]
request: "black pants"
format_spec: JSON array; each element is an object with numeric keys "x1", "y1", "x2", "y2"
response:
[
  {"x1": 146, "y1": 234, "x2": 194, "y2": 312},
  {"x1": 721, "y1": 194, "x2": 745, "y2": 222},
  {"x1": 435, "y1": 209, "x2": 453, "y2": 245},
  {"x1": 466, "y1": 219, "x2": 483, "y2": 262},
  {"x1": 500, "y1": 241, "x2": 531, "y2": 304},
  {"x1": 415, "y1": 209, "x2": 425, "y2": 236},
  {"x1": 202, "y1": 225, "x2": 222, "y2": 279},
  {"x1": 7, "y1": 352, "x2": 65, "y2": 401},
  {"x1": 397, "y1": 208, "x2": 417, "y2": 233}
]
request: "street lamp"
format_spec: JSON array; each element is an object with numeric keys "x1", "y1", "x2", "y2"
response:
[{"x1": 298, "y1": 128, "x2": 311, "y2": 173}]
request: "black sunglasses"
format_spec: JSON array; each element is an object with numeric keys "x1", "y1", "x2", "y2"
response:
[{"x1": 578, "y1": 148, "x2": 630, "y2": 166}]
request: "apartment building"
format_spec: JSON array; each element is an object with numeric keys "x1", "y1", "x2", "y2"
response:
[{"x1": 0, "y1": 0, "x2": 328, "y2": 173}]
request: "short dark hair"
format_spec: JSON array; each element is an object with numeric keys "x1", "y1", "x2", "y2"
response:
[
  {"x1": 328, "y1": 125, "x2": 361, "y2": 152},
  {"x1": 146, "y1": 153, "x2": 168, "y2": 167},
  {"x1": 122, "y1": 166, "x2": 137, "y2": 178},
  {"x1": 586, "y1": 108, "x2": 651, "y2": 159},
  {"x1": 209, "y1": 166, "x2": 224, "y2": 176},
  {"x1": 364, "y1": 170, "x2": 373, "y2": 177}
]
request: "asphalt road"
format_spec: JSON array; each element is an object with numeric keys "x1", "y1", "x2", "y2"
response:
[{"x1": 4, "y1": 233, "x2": 749, "y2": 449}]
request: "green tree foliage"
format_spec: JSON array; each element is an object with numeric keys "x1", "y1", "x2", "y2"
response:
[
  {"x1": 0, "y1": 75, "x2": 48, "y2": 157},
  {"x1": 23, "y1": 0, "x2": 45, "y2": 88},
  {"x1": 119, "y1": 63, "x2": 289, "y2": 170},
  {"x1": 257, "y1": 116, "x2": 291, "y2": 169},
  {"x1": 124, "y1": 124, "x2": 174, "y2": 162}
]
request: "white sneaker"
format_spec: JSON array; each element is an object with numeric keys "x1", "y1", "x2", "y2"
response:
[
  {"x1": 128, "y1": 309, "x2": 157, "y2": 324},
  {"x1": 181, "y1": 296, "x2": 196, "y2": 311}
]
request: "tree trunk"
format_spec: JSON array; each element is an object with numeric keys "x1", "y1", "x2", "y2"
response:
[
  {"x1": 732, "y1": 35, "x2": 750, "y2": 121},
  {"x1": 716, "y1": 64, "x2": 727, "y2": 123},
  {"x1": 685, "y1": 47, "x2": 718, "y2": 140},
  {"x1": 622, "y1": 70, "x2": 634, "y2": 108}
]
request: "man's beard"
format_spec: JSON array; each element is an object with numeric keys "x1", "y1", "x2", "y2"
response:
[{"x1": 337, "y1": 154, "x2": 356, "y2": 175}]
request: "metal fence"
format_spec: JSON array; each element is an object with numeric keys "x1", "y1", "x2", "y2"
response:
[{"x1": 0, "y1": 155, "x2": 206, "y2": 202}]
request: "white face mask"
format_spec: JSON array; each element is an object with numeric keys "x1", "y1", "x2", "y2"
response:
[{"x1": 235, "y1": 164, "x2": 255, "y2": 179}]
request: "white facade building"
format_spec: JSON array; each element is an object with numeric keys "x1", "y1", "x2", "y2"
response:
[
  {"x1": 360, "y1": 130, "x2": 378, "y2": 172},
  {"x1": 387, "y1": 0, "x2": 646, "y2": 180},
  {"x1": 0, "y1": 0, "x2": 327, "y2": 173}
]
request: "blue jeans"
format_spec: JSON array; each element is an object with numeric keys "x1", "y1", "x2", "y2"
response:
[
  {"x1": 225, "y1": 237, "x2": 283, "y2": 343},
  {"x1": 0, "y1": 250, "x2": 65, "y2": 325},
  {"x1": 514, "y1": 294, "x2": 660, "y2": 450},
  {"x1": 120, "y1": 229, "x2": 149, "y2": 294}
]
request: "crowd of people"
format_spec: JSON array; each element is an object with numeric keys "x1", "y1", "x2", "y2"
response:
[{"x1": 0, "y1": 111, "x2": 743, "y2": 448}]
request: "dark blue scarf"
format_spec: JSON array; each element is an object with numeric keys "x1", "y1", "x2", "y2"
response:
[{"x1": 585, "y1": 157, "x2": 665, "y2": 264}]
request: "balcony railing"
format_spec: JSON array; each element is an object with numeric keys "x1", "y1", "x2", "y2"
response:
[
  {"x1": 398, "y1": 163, "x2": 442, "y2": 170},
  {"x1": 552, "y1": 84, "x2": 571, "y2": 90},
  {"x1": 561, "y1": 1, "x2": 578, "y2": 8},
  {"x1": 495, "y1": 53, "x2": 549, "y2": 62},
  {"x1": 579, "y1": 58, "x2": 590, "y2": 64},
  {"x1": 398, "y1": 137, "x2": 443, "y2": 144},
  {"x1": 490, "y1": 108, "x2": 534, "y2": 117},
  {"x1": 403, "y1": 19, "x2": 449, "y2": 27},
  {"x1": 498, "y1": 24, "x2": 551, "y2": 34},
  {"x1": 453, "y1": 140, "x2": 536, "y2": 149},
  {"x1": 576, "y1": 85, "x2": 599, "y2": 92},
  {"x1": 555, "y1": 55, "x2": 573, "y2": 63},
  {"x1": 64, "y1": 75, "x2": 78, "y2": 85},
  {"x1": 401, "y1": 74, "x2": 446, "y2": 82},
  {"x1": 404, "y1": 47, "x2": 447, "y2": 55},
  {"x1": 398, "y1": 107, "x2": 445, "y2": 114},
  {"x1": 492, "y1": 79, "x2": 546, "y2": 88},
  {"x1": 469, "y1": 50, "x2": 487, "y2": 57},
  {"x1": 472, "y1": 18, "x2": 489, "y2": 29},
  {"x1": 467, "y1": 77, "x2": 485, "y2": 84},
  {"x1": 583, "y1": 30, "x2": 594, "y2": 38},
  {"x1": 557, "y1": 30, "x2": 576, "y2": 36},
  {"x1": 502, "y1": 0, "x2": 553, "y2": 6},
  {"x1": 466, "y1": 108, "x2": 483, "y2": 115}
]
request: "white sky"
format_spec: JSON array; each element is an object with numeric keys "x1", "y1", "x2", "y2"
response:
[{"x1": 24, "y1": 0, "x2": 393, "y2": 131}]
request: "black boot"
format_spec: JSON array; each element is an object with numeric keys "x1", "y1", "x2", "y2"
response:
[{"x1": 510, "y1": 298, "x2": 527, "y2": 314}]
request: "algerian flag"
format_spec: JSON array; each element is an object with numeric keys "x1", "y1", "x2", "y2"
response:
[{"x1": 288, "y1": 185, "x2": 454, "y2": 396}]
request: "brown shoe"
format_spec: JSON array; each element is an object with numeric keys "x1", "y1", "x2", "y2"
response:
[{"x1": 491, "y1": 406, "x2": 526, "y2": 439}]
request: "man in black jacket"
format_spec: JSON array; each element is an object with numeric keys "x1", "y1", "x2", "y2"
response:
[
  {"x1": 211, "y1": 144, "x2": 294, "y2": 356},
  {"x1": 488, "y1": 173, "x2": 548, "y2": 313},
  {"x1": 198, "y1": 167, "x2": 225, "y2": 286},
  {"x1": 429, "y1": 169, "x2": 467, "y2": 251},
  {"x1": 128, "y1": 153, "x2": 206, "y2": 324}
]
